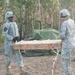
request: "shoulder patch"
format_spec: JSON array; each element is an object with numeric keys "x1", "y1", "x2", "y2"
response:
[{"x1": 4, "y1": 27, "x2": 8, "y2": 31}]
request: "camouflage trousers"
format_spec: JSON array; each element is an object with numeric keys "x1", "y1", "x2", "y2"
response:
[
  {"x1": 61, "y1": 48, "x2": 71, "y2": 75},
  {"x1": 4, "y1": 45, "x2": 24, "y2": 68},
  {"x1": 61, "y1": 47, "x2": 75, "y2": 75},
  {"x1": 71, "y1": 49, "x2": 75, "y2": 61}
]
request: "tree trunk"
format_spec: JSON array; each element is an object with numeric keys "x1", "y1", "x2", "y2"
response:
[
  {"x1": 36, "y1": 0, "x2": 42, "y2": 29},
  {"x1": 19, "y1": 1, "x2": 23, "y2": 40}
]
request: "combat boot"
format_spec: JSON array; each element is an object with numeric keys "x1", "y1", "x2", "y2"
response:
[
  {"x1": 6, "y1": 68, "x2": 13, "y2": 75},
  {"x1": 71, "y1": 58, "x2": 75, "y2": 62},
  {"x1": 66, "y1": 73, "x2": 72, "y2": 75},
  {"x1": 6, "y1": 74, "x2": 13, "y2": 75},
  {"x1": 66, "y1": 74, "x2": 70, "y2": 75},
  {"x1": 19, "y1": 67, "x2": 30, "y2": 75}
]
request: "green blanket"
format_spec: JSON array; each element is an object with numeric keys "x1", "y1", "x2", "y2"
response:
[{"x1": 30, "y1": 28, "x2": 59, "y2": 40}]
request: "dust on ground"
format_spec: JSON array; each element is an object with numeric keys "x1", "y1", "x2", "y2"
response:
[{"x1": 0, "y1": 44, "x2": 75, "y2": 75}]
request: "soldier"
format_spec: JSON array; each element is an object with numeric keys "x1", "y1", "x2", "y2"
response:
[
  {"x1": 59, "y1": 9, "x2": 75, "y2": 75},
  {"x1": 2, "y1": 11, "x2": 30, "y2": 75}
]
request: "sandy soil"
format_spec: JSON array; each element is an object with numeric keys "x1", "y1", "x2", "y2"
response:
[{"x1": 0, "y1": 44, "x2": 75, "y2": 75}]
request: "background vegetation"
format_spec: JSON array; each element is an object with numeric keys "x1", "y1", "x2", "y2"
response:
[{"x1": 0, "y1": 0, "x2": 75, "y2": 42}]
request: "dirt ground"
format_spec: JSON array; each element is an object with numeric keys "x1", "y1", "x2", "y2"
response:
[{"x1": 0, "y1": 44, "x2": 75, "y2": 75}]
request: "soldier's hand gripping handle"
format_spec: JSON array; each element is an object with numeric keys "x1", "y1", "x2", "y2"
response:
[{"x1": 12, "y1": 36, "x2": 19, "y2": 43}]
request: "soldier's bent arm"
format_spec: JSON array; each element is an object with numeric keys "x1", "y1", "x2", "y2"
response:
[
  {"x1": 59, "y1": 22, "x2": 67, "y2": 40},
  {"x1": 2, "y1": 23, "x2": 13, "y2": 41}
]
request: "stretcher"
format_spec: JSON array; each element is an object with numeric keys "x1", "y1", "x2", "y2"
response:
[
  {"x1": 12, "y1": 40, "x2": 61, "y2": 75},
  {"x1": 12, "y1": 40, "x2": 61, "y2": 50}
]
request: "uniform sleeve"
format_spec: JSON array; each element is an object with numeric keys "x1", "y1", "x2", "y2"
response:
[
  {"x1": 59, "y1": 22, "x2": 67, "y2": 40},
  {"x1": 2, "y1": 23, "x2": 13, "y2": 41}
]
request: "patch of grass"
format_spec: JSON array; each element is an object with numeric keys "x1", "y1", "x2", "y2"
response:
[
  {"x1": 0, "y1": 35, "x2": 4, "y2": 43},
  {"x1": 0, "y1": 30, "x2": 4, "y2": 43}
]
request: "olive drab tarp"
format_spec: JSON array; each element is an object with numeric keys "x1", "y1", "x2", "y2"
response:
[{"x1": 30, "y1": 28, "x2": 59, "y2": 40}]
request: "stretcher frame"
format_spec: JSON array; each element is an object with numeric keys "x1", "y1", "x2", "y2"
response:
[{"x1": 12, "y1": 40, "x2": 61, "y2": 75}]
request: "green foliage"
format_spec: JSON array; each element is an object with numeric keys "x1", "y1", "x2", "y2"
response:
[
  {"x1": 0, "y1": 0, "x2": 75, "y2": 40},
  {"x1": 0, "y1": 35, "x2": 4, "y2": 43},
  {"x1": 0, "y1": 30, "x2": 4, "y2": 43},
  {"x1": 0, "y1": 0, "x2": 3, "y2": 7}
]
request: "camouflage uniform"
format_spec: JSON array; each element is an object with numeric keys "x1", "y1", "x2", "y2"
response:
[
  {"x1": 2, "y1": 11, "x2": 30, "y2": 75},
  {"x1": 60, "y1": 18, "x2": 75, "y2": 75},
  {"x1": 2, "y1": 21, "x2": 24, "y2": 69}
]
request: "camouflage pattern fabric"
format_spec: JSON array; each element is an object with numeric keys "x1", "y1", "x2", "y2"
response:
[
  {"x1": 2, "y1": 21, "x2": 24, "y2": 68},
  {"x1": 59, "y1": 18, "x2": 75, "y2": 75}
]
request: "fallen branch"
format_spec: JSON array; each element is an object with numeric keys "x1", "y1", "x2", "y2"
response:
[{"x1": 51, "y1": 48, "x2": 59, "y2": 75}]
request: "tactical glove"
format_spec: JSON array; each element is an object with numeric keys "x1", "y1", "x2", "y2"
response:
[{"x1": 13, "y1": 36, "x2": 19, "y2": 42}]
